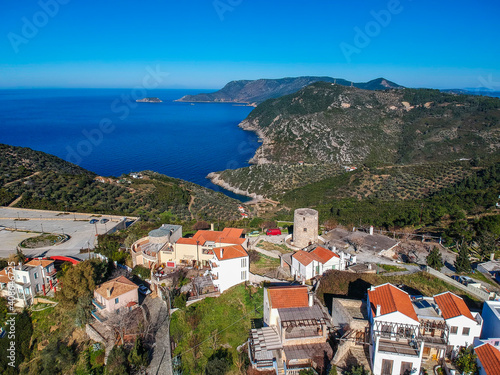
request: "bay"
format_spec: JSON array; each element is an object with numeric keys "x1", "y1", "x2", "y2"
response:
[{"x1": 0, "y1": 89, "x2": 258, "y2": 201}]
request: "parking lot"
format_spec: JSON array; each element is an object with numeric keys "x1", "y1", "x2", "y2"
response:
[{"x1": 0, "y1": 207, "x2": 137, "y2": 258}]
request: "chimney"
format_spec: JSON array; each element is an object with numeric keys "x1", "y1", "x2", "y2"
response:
[
  {"x1": 370, "y1": 285, "x2": 375, "y2": 291},
  {"x1": 220, "y1": 248, "x2": 224, "y2": 259},
  {"x1": 106, "y1": 287, "x2": 112, "y2": 298},
  {"x1": 491, "y1": 253, "x2": 495, "y2": 261},
  {"x1": 308, "y1": 293, "x2": 314, "y2": 307},
  {"x1": 369, "y1": 226, "x2": 374, "y2": 235},
  {"x1": 368, "y1": 263, "x2": 372, "y2": 270},
  {"x1": 376, "y1": 304, "x2": 381, "y2": 317},
  {"x1": 210, "y1": 223, "x2": 214, "y2": 231}
]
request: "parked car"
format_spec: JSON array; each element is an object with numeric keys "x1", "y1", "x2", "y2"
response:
[
  {"x1": 89, "y1": 219, "x2": 98, "y2": 224},
  {"x1": 266, "y1": 228, "x2": 282, "y2": 236},
  {"x1": 138, "y1": 284, "x2": 151, "y2": 295},
  {"x1": 100, "y1": 218, "x2": 109, "y2": 224},
  {"x1": 248, "y1": 231, "x2": 260, "y2": 237},
  {"x1": 459, "y1": 276, "x2": 474, "y2": 286}
]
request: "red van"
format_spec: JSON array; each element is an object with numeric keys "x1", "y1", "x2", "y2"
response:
[{"x1": 266, "y1": 228, "x2": 281, "y2": 236}]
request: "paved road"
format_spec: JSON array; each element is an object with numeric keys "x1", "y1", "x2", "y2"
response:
[
  {"x1": 146, "y1": 296, "x2": 172, "y2": 375},
  {"x1": 0, "y1": 207, "x2": 128, "y2": 258}
]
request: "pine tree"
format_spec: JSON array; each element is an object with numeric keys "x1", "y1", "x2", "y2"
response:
[
  {"x1": 455, "y1": 242, "x2": 472, "y2": 273},
  {"x1": 426, "y1": 247, "x2": 444, "y2": 270}
]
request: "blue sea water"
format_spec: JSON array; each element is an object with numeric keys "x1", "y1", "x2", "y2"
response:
[{"x1": 0, "y1": 89, "x2": 258, "y2": 201}]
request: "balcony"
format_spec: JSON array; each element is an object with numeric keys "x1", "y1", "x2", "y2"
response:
[
  {"x1": 378, "y1": 338, "x2": 420, "y2": 357},
  {"x1": 45, "y1": 268, "x2": 57, "y2": 277},
  {"x1": 142, "y1": 251, "x2": 158, "y2": 262},
  {"x1": 92, "y1": 298, "x2": 106, "y2": 310},
  {"x1": 202, "y1": 248, "x2": 214, "y2": 255}
]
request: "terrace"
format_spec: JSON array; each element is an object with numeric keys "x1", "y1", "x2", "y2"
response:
[{"x1": 377, "y1": 338, "x2": 420, "y2": 356}]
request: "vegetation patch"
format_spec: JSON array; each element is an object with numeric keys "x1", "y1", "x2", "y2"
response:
[{"x1": 170, "y1": 284, "x2": 262, "y2": 374}]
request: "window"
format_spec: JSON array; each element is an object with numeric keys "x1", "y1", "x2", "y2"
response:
[
  {"x1": 495, "y1": 341, "x2": 499, "y2": 346},
  {"x1": 34, "y1": 272, "x2": 38, "y2": 279},
  {"x1": 241, "y1": 258, "x2": 247, "y2": 268},
  {"x1": 303, "y1": 228, "x2": 307, "y2": 232},
  {"x1": 462, "y1": 327, "x2": 470, "y2": 336},
  {"x1": 115, "y1": 297, "x2": 119, "y2": 304},
  {"x1": 450, "y1": 326, "x2": 458, "y2": 334},
  {"x1": 241, "y1": 271, "x2": 247, "y2": 280},
  {"x1": 35, "y1": 284, "x2": 40, "y2": 292}
]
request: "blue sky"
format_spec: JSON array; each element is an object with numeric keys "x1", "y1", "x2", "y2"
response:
[{"x1": 1, "y1": 0, "x2": 499, "y2": 89}]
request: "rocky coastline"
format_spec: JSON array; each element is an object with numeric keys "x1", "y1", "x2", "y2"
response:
[{"x1": 206, "y1": 172, "x2": 264, "y2": 200}]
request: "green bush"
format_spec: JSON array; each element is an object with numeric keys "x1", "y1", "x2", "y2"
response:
[{"x1": 131, "y1": 265, "x2": 151, "y2": 280}]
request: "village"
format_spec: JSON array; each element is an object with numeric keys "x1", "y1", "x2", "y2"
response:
[{"x1": 1, "y1": 206, "x2": 500, "y2": 375}]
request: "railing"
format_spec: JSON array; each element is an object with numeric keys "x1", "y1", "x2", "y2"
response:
[
  {"x1": 92, "y1": 298, "x2": 105, "y2": 310},
  {"x1": 202, "y1": 249, "x2": 213, "y2": 255},
  {"x1": 142, "y1": 251, "x2": 158, "y2": 261}
]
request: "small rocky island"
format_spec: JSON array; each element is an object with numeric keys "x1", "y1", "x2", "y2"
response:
[{"x1": 136, "y1": 97, "x2": 162, "y2": 103}]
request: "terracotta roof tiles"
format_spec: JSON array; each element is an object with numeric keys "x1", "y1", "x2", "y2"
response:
[
  {"x1": 310, "y1": 246, "x2": 339, "y2": 263},
  {"x1": 434, "y1": 292, "x2": 474, "y2": 320},
  {"x1": 213, "y1": 245, "x2": 248, "y2": 261},
  {"x1": 476, "y1": 344, "x2": 500, "y2": 375},
  {"x1": 267, "y1": 286, "x2": 309, "y2": 309},
  {"x1": 367, "y1": 283, "x2": 418, "y2": 321},
  {"x1": 95, "y1": 276, "x2": 138, "y2": 301},
  {"x1": 25, "y1": 259, "x2": 55, "y2": 268},
  {"x1": 292, "y1": 250, "x2": 315, "y2": 266}
]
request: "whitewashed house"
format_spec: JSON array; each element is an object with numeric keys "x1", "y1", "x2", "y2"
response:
[
  {"x1": 367, "y1": 284, "x2": 484, "y2": 375},
  {"x1": 250, "y1": 285, "x2": 333, "y2": 374},
  {"x1": 290, "y1": 246, "x2": 343, "y2": 280},
  {"x1": 0, "y1": 261, "x2": 53, "y2": 307},
  {"x1": 367, "y1": 283, "x2": 423, "y2": 375},
  {"x1": 433, "y1": 292, "x2": 483, "y2": 355},
  {"x1": 210, "y1": 244, "x2": 249, "y2": 293}
]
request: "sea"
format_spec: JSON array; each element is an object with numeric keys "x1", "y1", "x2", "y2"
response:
[{"x1": 0, "y1": 89, "x2": 259, "y2": 201}]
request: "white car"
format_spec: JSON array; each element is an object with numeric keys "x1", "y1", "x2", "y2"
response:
[{"x1": 138, "y1": 284, "x2": 151, "y2": 295}]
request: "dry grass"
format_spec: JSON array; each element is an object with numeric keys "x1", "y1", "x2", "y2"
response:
[{"x1": 256, "y1": 240, "x2": 293, "y2": 254}]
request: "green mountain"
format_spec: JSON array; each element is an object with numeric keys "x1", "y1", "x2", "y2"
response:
[
  {"x1": 240, "y1": 82, "x2": 500, "y2": 165},
  {"x1": 176, "y1": 76, "x2": 402, "y2": 105},
  {"x1": 0, "y1": 144, "x2": 242, "y2": 221}
]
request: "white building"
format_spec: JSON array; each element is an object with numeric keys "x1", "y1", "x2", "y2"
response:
[
  {"x1": 210, "y1": 244, "x2": 249, "y2": 293},
  {"x1": 367, "y1": 284, "x2": 423, "y2": 375},
  {"x1": 0, "y1": 260, "x2": 56, "y2": 307},
  {"x1": 367, "y1": 284, "x2": 484, "y2": 375},
  {"x1": 250, "y1": 285, "x2": 332, "y2": 373},
  {"x1": 290, "y1": 246, "x2": 344, "y2": 280},
  {"x1": 433, "y1": 292, "x2": 483, "y2": 355}
]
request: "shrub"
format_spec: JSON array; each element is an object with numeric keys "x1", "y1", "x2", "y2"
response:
[{"x1": 132, "y1": 265, "x2": 151, "y2": 280}]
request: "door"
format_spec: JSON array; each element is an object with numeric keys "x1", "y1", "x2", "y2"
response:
[
  {"x1": 382, "y1": 359, "x2": 393, "y2": 375},
  {"x1": 423, "y1": 347, "x2": 431, "y2": 357},
  {"x1": 400, "y1": 362, "x2": 412, "y2": 375}
]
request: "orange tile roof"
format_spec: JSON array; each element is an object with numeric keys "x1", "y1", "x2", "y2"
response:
[
  {"x1": 476, "y1": 344, "x2": 500, "y2": 375},
  {"x1": 192, "y1": 228, "x2": 244, "y2": 246},
  {"x1": 267, "y1": 286, "x2": 309, "y2": 309},
  {"x1": 368, "y1": 283, "x2": 418, "y2": 321},
  {"x1": 25, "y1": 259, "x2": 55, "y2": 268},
  {"x1": 0, "y1": 269, "x2": 11, "y2": 284},
  {"x1": 434, "y1": 292, "x2": 474, "y2": 320},
  {"x1": 176, "y1": 237, "x2": 198, "y2": 245},
  {"x1": 293, "y1": 250, "x2": 315, "y2": 266},
  {"x1": 311, "y1": 246, "x2": 339, "y2": 263},
  {"x1": 95, "y1": 276, "x2": 138, "y2": 300},
  {"x1": 213, "y1": 245, "x2": 248, "y2": 260}
]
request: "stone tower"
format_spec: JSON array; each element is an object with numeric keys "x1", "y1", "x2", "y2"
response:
[{"x1": 293, "y1": 208, "x2": 318, "y2": 248}]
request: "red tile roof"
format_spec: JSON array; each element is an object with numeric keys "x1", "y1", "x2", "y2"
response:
[
  {"x1": 367, "y1": 283, "x2": 418, "y2": 321},
  {"x1": 190, "y1": 228, "x2": 245, "y2": 246},
  {"x1": 267, "y1": 286, "x2": 309, "y2": 309},
  {"x1": 0, "y1": 268, "x2": 11, "y2": 284},
  {"x1": 476, "y1": 344, "x2": 500, "y2": 375},
  {"x1": 293, "y1": 250, "x2": 315, "y2": 266},
  {"x1": 311, "y1": 246, "x2": 339, "y2": 263},
  {"x1": 95, "y1": 276, "x2": 138, "y2": 300},
  {"x1": 213, "y1": 245, "x2": 248, "y2": 260},
  {"x1": 25, "y1": 259, "x2": 55, "y2": 268},
  {"x1": 176, "y1": 237, "x2": 198, "y2": 245},
  {"x1": 434, "y1": 292, "x2": 474, "y2": 320}
]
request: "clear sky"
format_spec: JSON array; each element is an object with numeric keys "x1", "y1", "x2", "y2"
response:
[{"x1": 1, "y1": 0, "x2": 499, "y2": 90}]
